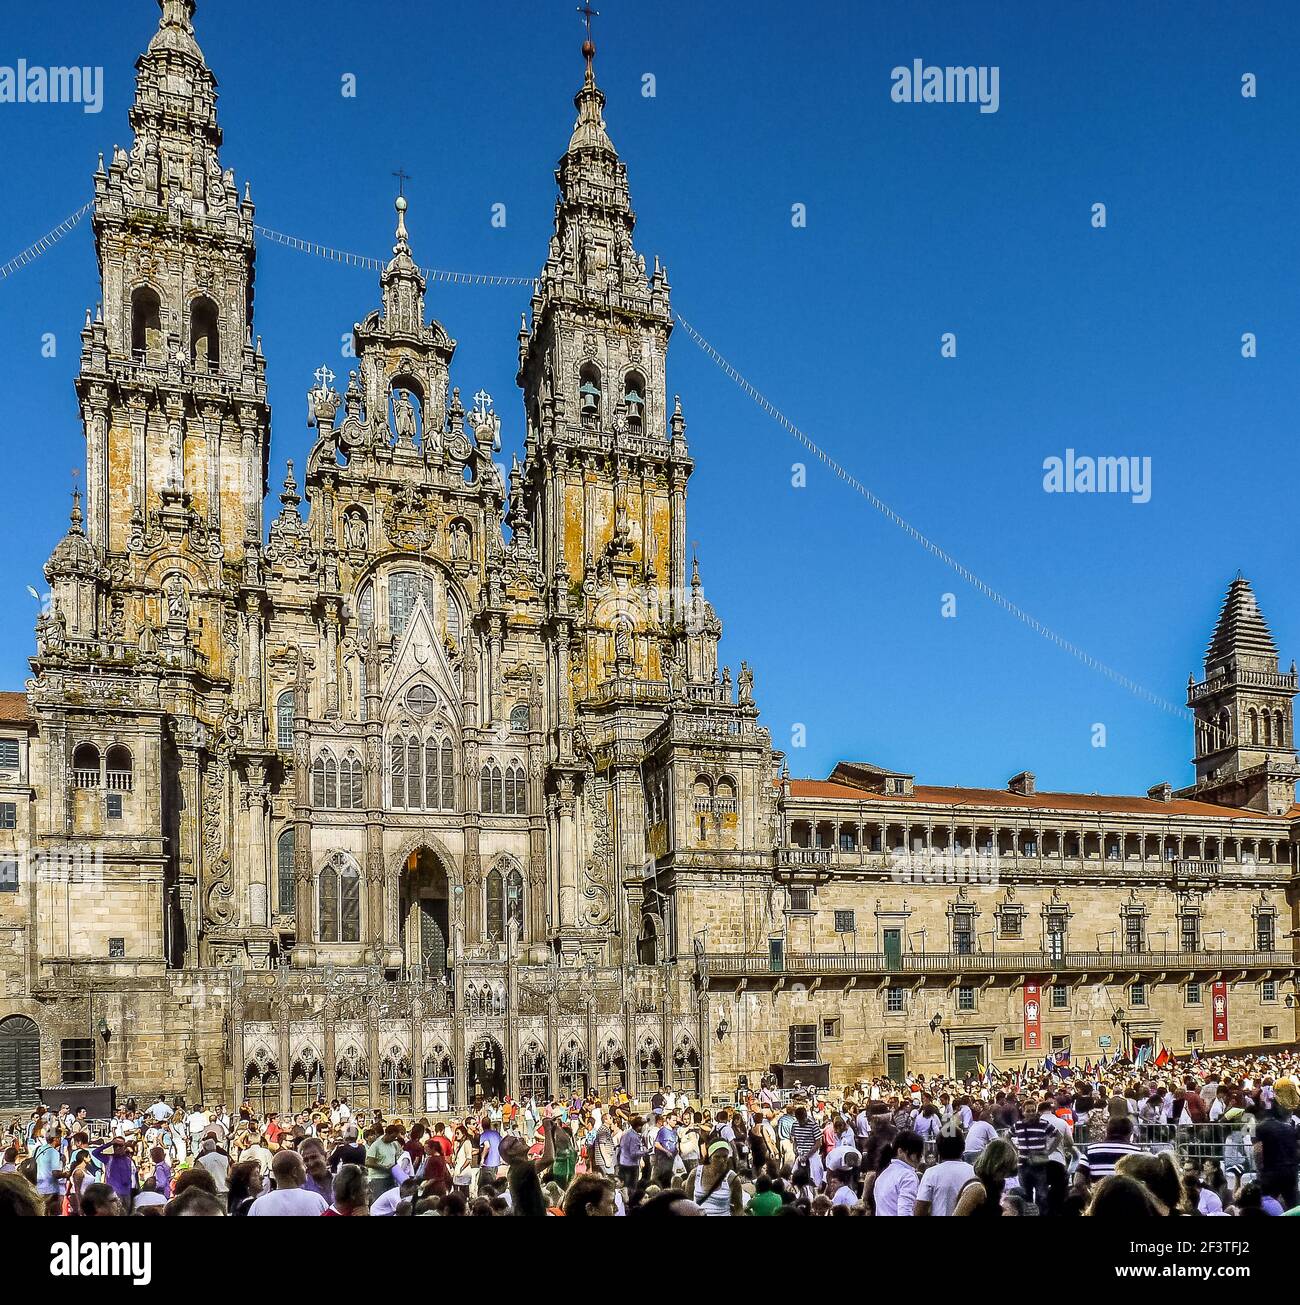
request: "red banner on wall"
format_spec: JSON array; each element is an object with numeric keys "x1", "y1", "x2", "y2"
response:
[
  {"x1": 1024, "y1": 982, "x2": 1042, "y2": 1051},
  {"x1": 1212, "y1": 981, "x2": 1229, "y2": 1042}
]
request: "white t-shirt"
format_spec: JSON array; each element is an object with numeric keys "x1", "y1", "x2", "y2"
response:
[
  {"x1": 917, "y1": 1159, "x2": 976, "y2": 1216},
  {"x1": 370, "y1": 1186, "x2": 405, "y2": 1216},
  {"x1": 248, "y1": 1187, "x2": 329, "y2": 1217},
  {"x1": 964, "y1": 1120, "x2": 997, "y2": 1154}
]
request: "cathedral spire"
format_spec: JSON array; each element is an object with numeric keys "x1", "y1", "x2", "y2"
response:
[{"x1": 379, "y1": 191, "x2": 428, "y2": 336}]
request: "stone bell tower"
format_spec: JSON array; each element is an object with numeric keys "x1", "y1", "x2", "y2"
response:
[
  {"x1": 1187, "y1": 575, "x2": 1299, "y2": 814},
  {"x1": 76, "y1": 0, "x2": 269, "y2": 563},
  {"x1": 516, "y1": 36, "x2": 696, "y2": 698}
]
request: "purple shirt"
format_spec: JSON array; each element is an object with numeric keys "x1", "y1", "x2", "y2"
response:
[{"x1": 91, "y1": 1144, "x2": 136, "y2": 1204}]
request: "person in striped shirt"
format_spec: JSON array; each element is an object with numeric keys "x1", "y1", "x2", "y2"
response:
[{"x1": 1079, "y1": 1115, "x2": 1143, "y2": 1183}]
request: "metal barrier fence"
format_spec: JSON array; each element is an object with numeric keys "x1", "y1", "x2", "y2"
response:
[{"x1": 1130, "y1": 1121, "x2": 1257, "y2": 1174}]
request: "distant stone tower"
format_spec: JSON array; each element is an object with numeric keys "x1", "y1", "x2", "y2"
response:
[{"x1": 1187, "y1": 575, "x2": 1299, "y2": 813}]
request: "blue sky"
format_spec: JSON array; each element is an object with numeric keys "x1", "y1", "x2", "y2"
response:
[{"x1": 0, "y1": 0, "x2": 1296, "y2": 796}]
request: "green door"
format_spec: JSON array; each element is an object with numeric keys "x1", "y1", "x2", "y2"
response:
[
  {"x1": 886, "y1": 1051, "x2": 906, "y2": 1082},
  {"x1": 954, "y1": 1044, "x2": 982, "y2": 1079},
  {"x1": 883, "y1": 929, "x2": 902, "y2": 969}
]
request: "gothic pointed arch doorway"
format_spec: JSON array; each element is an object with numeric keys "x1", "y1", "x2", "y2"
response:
[
  {"x1": 466, "y1": 1036, "x2": 505, "y2": 1103},
  {"x1": 400, "y1": 847, "x2": 450, "y2": 980}
]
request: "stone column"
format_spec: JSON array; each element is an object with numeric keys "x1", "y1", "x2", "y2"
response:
[
  {"x1": 410, "y1": 996, "x2": 424, "y2": 1116},
  {"x1": 669, "y1": 465, "x2": 688, "y2": 596},
  {"x1": 245, "y1": 759, "x2": 270, "y2": 935},
  {"x1": 556, "y1": 774, "x2": 578, "y2": 931},
  {"x1": 323, "y1": 600, "x2": 340, "y2": 719}
]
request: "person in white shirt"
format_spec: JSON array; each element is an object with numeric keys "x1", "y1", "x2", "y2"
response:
[
  {"x1": 871, "y1": 1131, "x2": 923, "y2": 1215},
  {"x1": 915, "y1": 1130, "x2": 976, "y2": 1216},
  {"x1": 147, "y1": 1095, "x2": 174, "y2": 1123},
  {"x1": 248, "y1": 1150, "x2": 329, "y2": 1217}
]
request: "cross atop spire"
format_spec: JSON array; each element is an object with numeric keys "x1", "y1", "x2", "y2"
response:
[
  {"x1": 577, "y1": 3, "x2": 600, "y2": 41},
  {"x1": 392, "y1": 166, "x2": 412, "y2": 197}
]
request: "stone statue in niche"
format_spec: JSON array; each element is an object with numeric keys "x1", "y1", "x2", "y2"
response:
[
  {"x1": 163, "y1": 574, "x2": 189, "y2": 624},
  {"x1": 345, "y1": 510, "x2": 368, "y2": 552},
  {"x1": 392, "y1": 388, "x2": 418, "y2": 444},
  {"x1": 449, "y1": 519, "x2": 471, "y2": 562}
]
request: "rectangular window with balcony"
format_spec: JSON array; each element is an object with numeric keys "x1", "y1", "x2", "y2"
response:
[
  {"x1": 1124, "y1": 913, "x2": 1145, "y2": 953},
  {"x1": 1256, "y1": 915, "x2": 1275, "y2": 951},
  {"x1": 998, "y1": 907, "x2": 1023, "y2": 939},
  {"x1": 838, "y1": 831, "x2": 856, "y2": 852},
  {"x1": 957, "y1": 985, "x2": 975, "y2": 1011},
  {"x1": 833, "y1": 910, "x2": 855, "y2": 934},
  {"x1": 1046, "y1": 914, "x2": 1066, "y2": 960},
  {"x1": 886, "y1": 987, "x2": 904, "y2": 1014},
  {"x1": 767, "y1": 938, "x2": 784, "y2": 973},
  {"x1": 60, "y1": 1038, "x2": 95, "y2": 1083},
  {"x1": 952, "y1": 910, "x2": 975, "y2": 955},
  {"x1": 789, "y1": 1024, "x2": 817, "y2": 1063},
  {"x1": 1051, "y1": 984, "x2": 1068, "y2": 1009},
  {"x1": 1186, "y1": 982, "x2": 1202, "y2": 1005},
  {"x1": 1179, "y1": 913, "x2": 1200, "y2": 952},
  {"x1": 0, "y1": 802, "x2": 14, "y2": 830},
  {"x1": 1130, "y1": 981, "x2": 1147, "y2": 1007}
]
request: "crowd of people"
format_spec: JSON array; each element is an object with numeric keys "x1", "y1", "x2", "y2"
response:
[{"x1": 1, "y1": 1051, "x2": 1296, "y2": 1217}]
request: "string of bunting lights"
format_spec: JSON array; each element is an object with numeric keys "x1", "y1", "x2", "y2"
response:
[{"x1": 0, "y1": 202, "x2": 1203, "y2": 729}]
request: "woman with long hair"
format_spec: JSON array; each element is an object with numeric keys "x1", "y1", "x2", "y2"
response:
[
  {"x1": 953, "y1": 1138, "x2": 1018, "y2": 1216},
  {"x1": 692, "y1": 1140, "x2": 742, "y2": 1215}
]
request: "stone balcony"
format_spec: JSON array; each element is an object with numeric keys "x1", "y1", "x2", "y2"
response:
[{"x1": 703, "y1": 948, "x2": 1291, "y2": 981}]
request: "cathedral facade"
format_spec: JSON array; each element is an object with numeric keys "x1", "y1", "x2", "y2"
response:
[{"x1": 0, "y1": 1, "x2": 1295, "y2": 1113}]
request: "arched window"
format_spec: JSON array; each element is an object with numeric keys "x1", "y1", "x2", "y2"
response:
[
  {"x1": 72, "y1": 743, "x2": 100, "y2": 789},
  {"x1": 342, "y1": 752, "x2": 364, "y2": 809},
  {"x1": 276, "y1": 691, "x2": 295, "y2": 751},
  {"x1": 424, "y1": 738, "x2": 440, "y2": 809},
  {"x1": 579, "y1": 362, "x2": 602, "y2": 425},
  {"x1": 379, "y1": 1047, "x2": 413, "y2": 1115},
  {"x1": 1264, "y1": 712, "x2": 1273, "y2": 746},
  {"x1": 406, "y1": 737, "x2": 421, "y2": 809},
  {"x1": 312, "y1": 750, "x2": 338, "y2": 809},
  {"x1": 390, "y1": 736, "x2": 406, "y2": 810},
  {"x1": 506, "y1": 867, "x2": 524, "y2": 938},
  {"x1": 388, "y1": 571, "x2": 429, "y2": 638},
  {"x1": 480, "y1": 762, "x2": 503, "y2": 814},
  {"x1": 318, "y1": 853, "x2": 362, "y2": 943},
  {"x1": 505, "y1": 761, "x2": 526, "y2": 814},
  {"x1": 715, "y1": 776, "x2": 736, "y2": 812},
  {"x1": 637, "y1": 1037, "x2": 664, "y2": 1098},
  {"x1": 485, "y1": 867, "x2": 504, "y2": 942},
  {"x1": 441, "y1": 739, "x2": 455, "y2": 810},
  {"x1": 276, "y1": 827, "x2": 295, "y2": 914},
  {"x1": 595, "y1": 1039, "x2": 625, "y2": 1099},
  {"x1": 290, "y1": 1050, "x2": 323, "y2": 1113},
  {"x1": 558, "y1": 1039, "x2": 588, "y2": 1099},
  {"x1": 335, "y1": 1044, "x2": 367, "y2": 1108},
  {"x1": 624, "y1": 370, "x2": 646, "y2": 433},
  {"x1": 519, "y1": 1040, "x2": 549, "y2": 1101},
  {"x1": 509, "y1": 703, "x2": 530, "y2": 733},
  {"x1": 105, "y1": 745, "x2": 133, "y2": 792},
  {"x1": 189, "y1": 295, "x2": 220, "y2": 370},
  {"x1": 672, "y1": 1035, "x2": 701, "y2": 1099},
  {"x1": 130, "y1": 286, "x2": 162, "y2": 360},
  {"x1": 243, "y1": 1051, "x2": 278, "y2": 1118},
  {"x1": 1276, "y1": 711, "x2": 1287, "y2": 747},
  {"x1": 1249, "y1": 708, "x2": 1259, "y2": 744}
]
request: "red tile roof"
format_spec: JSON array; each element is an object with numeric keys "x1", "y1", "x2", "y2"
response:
[
  {"x1": 0, "y1": 691, "x2": 32, "y2": 727},
  {"x1": 787, "y1": 778, "x2": 1278, "y2": 820}
]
